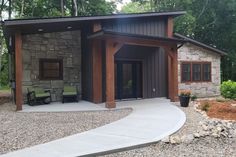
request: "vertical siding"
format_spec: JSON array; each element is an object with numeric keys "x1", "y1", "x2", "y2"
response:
[
  {"x1": 103, "y1": 17, "x2": 167, "y2": 37},
  {"x1": 115, "y1": 45, "x2": 167, "y2": 98},
  {"x1": 81, "y1": 28, "x2": 93, "y2": 101}
]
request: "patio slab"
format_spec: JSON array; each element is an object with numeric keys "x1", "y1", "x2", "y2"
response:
[
  {"x1": 21, "y1": 100, "x2": 107, "y2": 112},
  {"x1": 1, "y1": 98, "x2": 186, "y2": 157}
]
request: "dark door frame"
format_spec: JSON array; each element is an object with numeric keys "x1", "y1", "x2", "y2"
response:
[{"x1": 115, "y1": 60, "x2": 143, "y2": 100}]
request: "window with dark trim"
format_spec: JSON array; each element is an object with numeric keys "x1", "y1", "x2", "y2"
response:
[
  {"x1": 181, "y1": 63, "x2": 191, "y2": 82},
  {"x1": 181, "y1": 62, "x2": 211, "y2": 82},
  {"x1": 192, "y1": 63, "x2": 201, "y2": 81},
  {"x1": 39, "y1": 59, "x2": 63, "y2": 80},
  {"x1": 202, "y1": 63, "x2": 211, "y2": 81}
]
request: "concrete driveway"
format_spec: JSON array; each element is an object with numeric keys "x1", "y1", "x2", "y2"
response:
[{"x1": 1, "y1": 98, "x2": 186, "y2": 157}]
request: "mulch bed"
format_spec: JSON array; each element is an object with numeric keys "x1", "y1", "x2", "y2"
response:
[
  {"x1": 198, "y1": 100, "x2": 236, "y2": 120},
  {"x1": 0, "y1": 93, "x2": 11, "y2": 105}
]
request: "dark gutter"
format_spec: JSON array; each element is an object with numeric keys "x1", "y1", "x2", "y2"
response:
[
  {"x1": 3, "y1": 11, "x2": 186, "y2": 26},
  {"x1": 174, "y1": 33, "x2": 227, "y2": 56}
]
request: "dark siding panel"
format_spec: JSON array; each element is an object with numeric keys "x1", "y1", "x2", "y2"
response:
[
  {"x1": 103, "y1": 18, "x2": 167, "y2": 37},
  {"x1": 81, "y1": 28, "x2": 93, "y2": 101},
  {"x1": 115, "y1": 45, "x2": 167, "y2": 98}
]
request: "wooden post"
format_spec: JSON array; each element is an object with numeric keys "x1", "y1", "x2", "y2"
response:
[
  {"x1": 105, "y1": 41, "x2": 123, "y2": 108},
  {"x1": 166, "y1": 17, "x2": 178, "y2": 101},
  {"x1": 92, "y1": 39, "x2": 102, "y2": 103},
  {"x1": 172, "y1": 46, "x2": 179, "y2": 101},
  {"x1": 167, "y1": 17, "x2": 173, "y2": 37},
  {"x1": 166, "y1": 46, "x2": 179, "y2": 102},
  {"x1": 15, "y1": 32, "x2": 23, "y2": 111}
]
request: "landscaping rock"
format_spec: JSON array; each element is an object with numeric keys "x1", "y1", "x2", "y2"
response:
[
  {"x1": 181, "y1": 134, "x2": 194, "y2": 143},
  {"x1": 170, "y1": 136, "x2": 181, "y2": 144},
  {"x1": 161, "y1": 136, "x2": 170, "y2": 143}
]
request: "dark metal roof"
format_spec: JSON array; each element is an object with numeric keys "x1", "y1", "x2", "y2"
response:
[
  {"x1": 3, "y1": 11, "x2": 186, "y2": 26},
  {"x1": 174, "y1": 33, "x2": 227, "y2": 56},
  {"x1": 88, "y1": 30, "x2": 186, "y2": 44}
]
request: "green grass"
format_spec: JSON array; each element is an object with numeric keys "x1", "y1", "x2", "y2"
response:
[{"x1": 0, "y1": 86, "x2": 11, "y2": 93}]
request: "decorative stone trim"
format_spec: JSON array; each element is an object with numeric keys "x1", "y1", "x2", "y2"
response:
[{"x1": 162, "y1": 101, "x2": 236, "y2": 144}]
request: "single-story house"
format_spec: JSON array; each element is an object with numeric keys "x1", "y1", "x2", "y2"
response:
[{"x1": 2, "y1": 11, "x2": 226, "y2": 111}]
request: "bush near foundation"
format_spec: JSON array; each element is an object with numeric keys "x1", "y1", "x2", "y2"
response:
[{"x1": 220, "y1": 80, "x2": 236, "y2": 99}]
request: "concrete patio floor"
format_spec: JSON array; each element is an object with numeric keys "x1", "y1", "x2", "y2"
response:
[
  {"x1": 2, "y1": 98, "x2": 186, "y2": 157},
  {"x1": 22, "y1": 100, "x2": 108, "y2": 112}
]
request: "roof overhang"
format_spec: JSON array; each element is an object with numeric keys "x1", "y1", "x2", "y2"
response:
[
  {"x1": 2, "y1": 11, "x2": 186, "y2": 36},
  {"x1": 174, "y1": 33, "x2": 227, "y2": 56},
  {"x1": 88, "y1": 30, "x2": 186, "y2": 47}
]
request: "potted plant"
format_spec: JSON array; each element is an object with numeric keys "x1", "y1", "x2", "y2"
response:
[{"x1": 179, "y1": 90, "x2": 191, "y2": 107}]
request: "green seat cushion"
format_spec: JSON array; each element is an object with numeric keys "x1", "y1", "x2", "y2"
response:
[
  {"x1": 35, "y1": 92, "x2": 50, "y2": 98},
  {"x1": 28, "y1": 87, "x2": 45, "y2": 94},
  {"x1": 64, "y1": 86, "x2": 77, "y2": 93},
  {"x1": 63, "y1": 91, "x2": 77, "y2": 96}
]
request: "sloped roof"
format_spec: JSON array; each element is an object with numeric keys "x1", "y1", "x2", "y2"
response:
[{"x1": 174, "y1": 33, "x2": 227, "y2": 56}]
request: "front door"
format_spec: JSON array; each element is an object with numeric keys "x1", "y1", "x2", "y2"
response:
[{"x1": 115, "y1": 61, "x2": 142, "y2": 99}]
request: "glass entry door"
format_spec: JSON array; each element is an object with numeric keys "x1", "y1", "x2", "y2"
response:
[{"x1": 115, "y1": 61, "x2": 142, "y2": 99}]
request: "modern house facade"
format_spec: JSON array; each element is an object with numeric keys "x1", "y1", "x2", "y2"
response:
[{"x1": 2, "y1": 11, "x2": 226, "y2": 111}]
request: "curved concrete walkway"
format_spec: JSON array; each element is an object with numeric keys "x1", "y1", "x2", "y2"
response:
[{"x1": 1, "y1": 98, "x2": 186, "y2": 157}]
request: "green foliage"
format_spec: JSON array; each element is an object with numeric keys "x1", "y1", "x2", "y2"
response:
[
  {"x1": 201, "y1": 102, "x2": 210, "y2": 111},
  {"x1": 13, "y1": 0, "x2": 116, "y2": 18},
  {"x1": 191, "y1": 95, "x2": 197, "y2": 101},
  {"x1": 121, "y1": 1, "x2": 150, "y2": 13},
  {"x1": 0, "y1": 52, "x2": 9, "y2": 87},
  {"x1": 220, "y1": 80, "x2": 236, "y2": 99},
  {"x1": 124, "y1": 0, "x2": 236, "y2": 81},
  {"x1": 216, "y1": 98, "x2": 227, "y2": 102}
]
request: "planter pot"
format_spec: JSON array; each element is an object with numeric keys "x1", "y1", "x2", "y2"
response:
[{"x1": 179, "y1": 96, "x2": 190, "y2": 107}]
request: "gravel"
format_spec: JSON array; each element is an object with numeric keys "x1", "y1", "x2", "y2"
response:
[
  {"x1": 0, "y1": 102, "x2": 132, "y2": 155},
  {"x1": 100, "y1": 102, "x2": 236, "y2": 157},
  {"x1": 102, "y1": 137, "x2": 235, "y2": 157}
]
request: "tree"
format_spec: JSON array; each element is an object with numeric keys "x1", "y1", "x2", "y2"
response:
[{"x1": 122, "y1": 0, "x2": 236, "y2": 81}]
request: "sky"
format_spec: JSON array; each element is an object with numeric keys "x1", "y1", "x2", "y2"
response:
[{"x1": 108, "y1": 0, "x2": 131, "y2": 10}]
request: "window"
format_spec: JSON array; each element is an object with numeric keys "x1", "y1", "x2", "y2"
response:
[
  {"x1": 181, "y1": 63, "x2": 191, "y2": 82},
  {"x1": 39, "y1": 59, "x2": 63, "y2": 80},
  {"x1": 181, "y1": 62, "x2": 211, "y2": 82},
  {"x1": 192, "y1": 63, "x2": 201, "y2": 81},
  {"x1": 202, "y1": 63, "x2": 211, "y2": 81}
]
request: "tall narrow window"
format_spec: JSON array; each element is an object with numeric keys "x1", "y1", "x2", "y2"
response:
[
  {"x1": 39, "y1": 59, "x2": 63, "y2": 80},
  {"x1": 202, "y1": 63, "x2": 211, "y2": 81},
  {"x1": 192, "y1": 63, "x2": 201, "y2": 81},
  {"x1": 181, "y1": 63, "x2": 191, "y2": 82}
]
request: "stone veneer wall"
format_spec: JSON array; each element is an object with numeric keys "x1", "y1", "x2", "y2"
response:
[
  {"x1": 22, "y1": 30, "x2": 81, "y2": 102},
  {"x1": 178, "y1": 43, "x2": 221, "y2": 97}
]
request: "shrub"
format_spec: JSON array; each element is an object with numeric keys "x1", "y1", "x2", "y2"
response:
[
  {"x1": 220, "y1": 80, "x2": 236, "y2": 99},
  {"x1": 191, "y1": 95, "x2": 197, "y2": 101},
  {"x1": 216, "y1": 98, "x2": 227, "y2": 102},
  {"x1": 201, "y1": 102, "x2": 210, "y2": 112}
]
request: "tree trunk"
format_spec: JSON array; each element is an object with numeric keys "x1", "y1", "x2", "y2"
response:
[
  {"x1": 20, "y1": 0, "x2": 25, "y2": 17},
  {"x1": 8, "y1": 0, "x2": 12, "y2": 19},
  {"x1": 61, "y1": 0, "x2": 64, "y2": 16},
  {"x1": 71, "y1": 0, "x2": 78, "y2": 16}
]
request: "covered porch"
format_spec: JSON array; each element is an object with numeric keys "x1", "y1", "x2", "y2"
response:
[{"x1": 89, "y1": 29, "x2": 184, "y2": 108}]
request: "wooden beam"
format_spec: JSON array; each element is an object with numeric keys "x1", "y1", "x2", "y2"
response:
[
  {"x1": 15, "y1": 32, "x2": 23, "y2": 111},
  {"x1": 93, "y1": 22, "x2": 102, "y2": 32},
  {"x1": 105, "y1": 36, "x2": 176, "y2": 49},
  {"x1": 105, "y1": 40, "x2": 123, "y2": 108},
  {"x1": 167, "y1": 17, "x2": 174, "y2": 37},
  {"x1": 92, "y1": 39, "x2": 103, "y2": 103}
]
